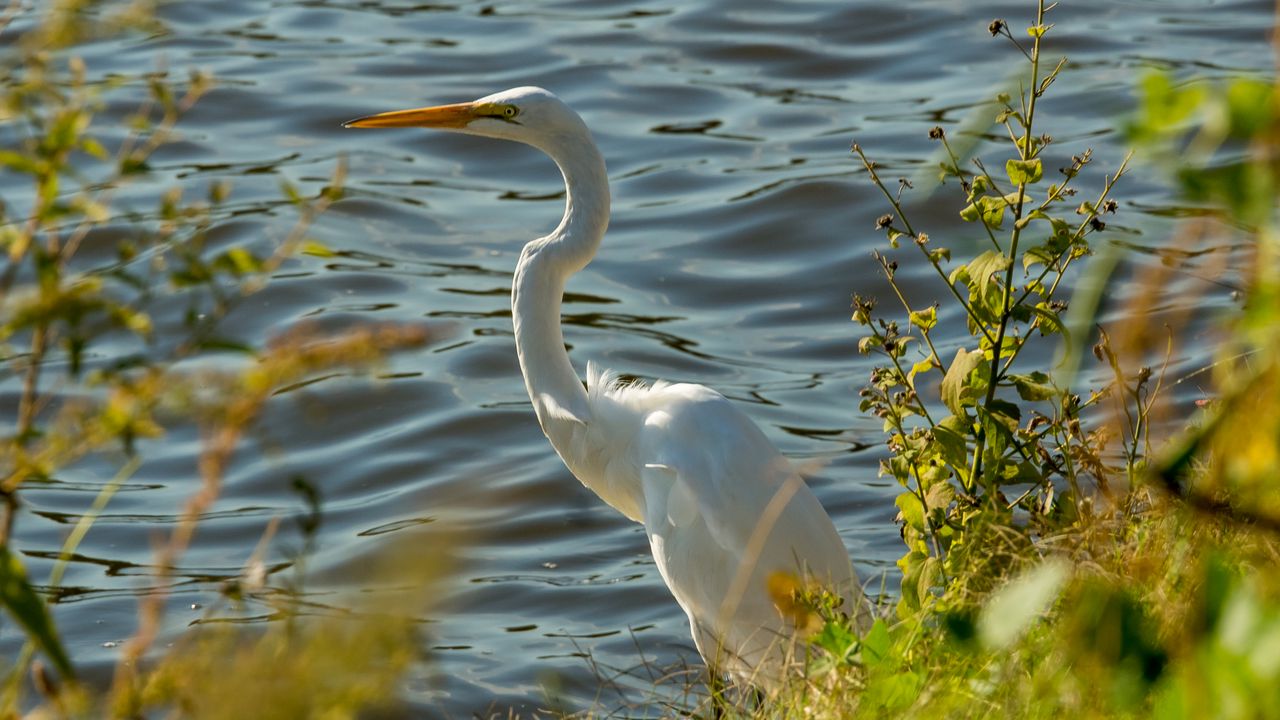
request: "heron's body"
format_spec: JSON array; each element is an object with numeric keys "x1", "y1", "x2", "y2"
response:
[{"x1": 346, "y1": 87, "x2": 868, "y2": 684}]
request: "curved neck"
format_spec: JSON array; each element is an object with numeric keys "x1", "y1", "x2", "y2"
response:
[{"x1": 512, "y1": 132, "x2": 609, "y2": 443}]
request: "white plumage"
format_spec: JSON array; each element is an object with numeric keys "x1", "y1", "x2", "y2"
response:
[{"x1": 346, "y1": 86, "x2": 869, "y2": 685}]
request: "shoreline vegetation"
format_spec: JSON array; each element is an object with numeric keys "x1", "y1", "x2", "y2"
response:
[{"x1": 2, "y1": 1, "x2": 1278, "y2": 717}]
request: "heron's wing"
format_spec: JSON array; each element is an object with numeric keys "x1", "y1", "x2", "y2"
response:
[{"x1": 629, "y1": 383, "x2": 860, "y2": 678}]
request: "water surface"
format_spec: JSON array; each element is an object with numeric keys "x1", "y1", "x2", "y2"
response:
[{"x1": 0, "y1": 0, "x2": 1272, "y2": 715}]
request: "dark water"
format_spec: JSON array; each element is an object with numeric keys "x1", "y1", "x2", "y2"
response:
[{"x1": 0, "y1": 0, "x2": 1271, "y2": 715}]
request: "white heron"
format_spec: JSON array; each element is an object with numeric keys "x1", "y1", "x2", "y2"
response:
[{"x1": 344, "y1": 87, "x2": 870, "y2": 687}]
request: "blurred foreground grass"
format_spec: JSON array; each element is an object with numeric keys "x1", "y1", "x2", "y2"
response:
[{"x1": 4, "y1": 1, "x2": 1280, "y2": 718}]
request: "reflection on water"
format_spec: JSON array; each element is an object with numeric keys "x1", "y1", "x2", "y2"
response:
[{"x1": 1, "y1": 0, "x2": 1272, "y2": 715}]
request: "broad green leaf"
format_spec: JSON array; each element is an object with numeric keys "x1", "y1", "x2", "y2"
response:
[
  {"x1": 925, "y1": 481, "x2": 956, "y2": 513},
  {"x1": 909, "y1": 306, "x2": 937, "y2": 332},
  {"x1": 978, "y1": 558, "x2": 1069, "y2": 649},
  {"x1": 1023, "y1": 244, "x2": 1055, "y2": 271},
  {"x1": 959, "y1": 195, "x2": 1009, "y2": 229},
  {"x1": 1225, "y1": 78, "x2": 1275, "y2": 139},
  {"x1": 0, "y1": 546, "x2": 74, "y2": 679},
  {"x1": 934, "y1": 416, "x2": 971, "y2": 472},
  {"x1": 966, "y1": 250, "x2": 1012, "y2": 301},
  {"x1": 987, "y1": 398, "x2": 1022, "y2": 426},
  {"x1": 966, "y1": 175, "x2": 990, "y2": 203},
  {"x1": 1006, "y1": 158, "x2": 1043, "y2": 185},
  {"x1": 941, "y1": 348, "x2": 986, "y2": 415},
  {"x1": 1011, "y1": 371, "x2": 1056, "y2": 401},
  {"x1": 861, "y1": 619, "x2": 891, "y2": 664},
  {"x1": 1031, "y1": 303, "x2": 1066, "y2": 337},
  {"x1": 896, "y1": 492, "x2": 925, "y2": 532}
]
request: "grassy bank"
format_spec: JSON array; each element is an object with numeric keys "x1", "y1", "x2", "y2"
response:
[
  {"x1": 2, "y1": 1, "x2": 1279, "y2": 718},
  {"x1": 742, "y1": 3, "x2": 1280, "y2": 718}
]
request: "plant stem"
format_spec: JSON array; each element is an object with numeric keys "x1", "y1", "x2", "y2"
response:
[{"x1": 974, "y1": 0, "x2": 1047, "y2": 486}]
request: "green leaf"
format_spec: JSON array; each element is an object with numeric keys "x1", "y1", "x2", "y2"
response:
[
  {"x1": 978, "y1": 558, "x2": 1069, "y2": 649},
  {"x1": 959, "y1": 195, "x2": 1009, "y2": 229},
  {"x1": 909, "y1": 358, "x2": 935, "y2": 381},
  {"x1": 966, "y1": 249, "x2": 1012, "y2": 303},
  {"x1": 861, "y1": 618, "x2": 891, "y2": 664},
  {"x1": 1006, "y1": 158, "x2": 1043, "y2": 185},
  {"x1": 909, "y1": 306, "x2": 937, "y2": 332},
  {"x1": 1011, "y1": 371, "x2": 1056, "y2": 401},
  {"x1": 925, "y1": 481, "x2": 956, "y2": 514},
  {"x1": 0, "y1": 150, "x2": 43, "y2": 175},
  {"x1": 941, "y1": 348, "x2": 986, "y2": 415},
  {"x1": 216, "y1": 247, "x2": 265, "y2": 275},
  {"x1": 934, "y1": 416, "x2": 971, "y2": 472},
  {"x1": 0, "y1": 546, "x2": 74, "y2": 679},
  {"x1": 301, "y1": 240, "x2": 336, "y2": 257},
  {"x1": 80, "y1": 137, "x2": 109, "y2": 160},
  {"x1": 280, "y1": 180, "x2": 304, "y2": 205},
  {"x1": 1031, "y1": 302, "x2": 1066, "y2": 337},
  {"x1": 896, "y1": 492, "x2": 926, "y2": 532},
  {"x1": 986, "y1": 398, "x2": 1022, "y2": 426},
  {"x1": 1023, "y1": 244, "x2": 1055, "y2": 271},
  {"x1": 966, "y1": 175, "x2": 990, "y2": 202}
]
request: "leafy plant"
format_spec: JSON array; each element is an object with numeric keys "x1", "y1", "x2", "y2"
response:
[{"x1": 851, "y1": 1, "x2": 1141, "y2": 617}]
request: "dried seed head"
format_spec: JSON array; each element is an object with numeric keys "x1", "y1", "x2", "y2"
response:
[
  {"x1": 1090, "y1": 217, "x2": 1106, "y2": 232},
  {"x1": 929, "y1": 126, "x2": 945, "y2": 140},
  {"x1": 989, "y1": 18, "x2": 1005, "y2": 35},
  {"x1": 876, "y1": 213, "x2": 894, "y2": 229},
  {"x1": 1103, "y1": 198, "x2": 1118, "y2": 213},
  {"x1": 1137, "y1": 366, "x2": 1152, "y2": 383}
]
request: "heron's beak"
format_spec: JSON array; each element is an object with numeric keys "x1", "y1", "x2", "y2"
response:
[{"x1": 343, "y1": 102, "x2": 479, "y2": 129}]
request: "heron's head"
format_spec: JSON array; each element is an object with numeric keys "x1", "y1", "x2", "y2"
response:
[{"x1": 343, "y1": 86, "x2": 588, "y2": 151}]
